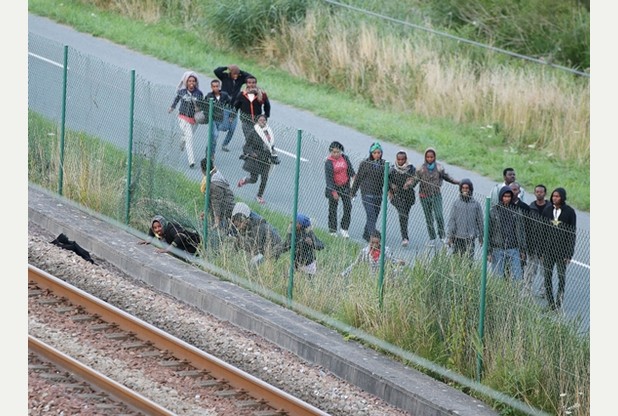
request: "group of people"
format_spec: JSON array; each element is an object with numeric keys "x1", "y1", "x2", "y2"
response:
[
  {"x1": 326, "y1": 142, "x2": 577, "y2": 310},
  {"x1": 169, "y1": 65, "x2": 276, "y2": 204},
  {"x1": 328, "y1": 143, "x2": 459, "y2": 247},
  {"x1": 165, "y1": 66, "x2": 577, "y2": 310}
]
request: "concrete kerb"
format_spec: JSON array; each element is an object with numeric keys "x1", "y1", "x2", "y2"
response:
[{"x1": 28, "y1": 183, "x2": 499, "y2": 416}]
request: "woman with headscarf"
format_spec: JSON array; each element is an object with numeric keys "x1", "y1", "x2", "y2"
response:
[
  {"x1": 350, "y1": 142, "x2": 386, "y2": 242},
  {"x1": 169, "y1": 71, "x2": 204, "y2": 168},
  {"x1": 388, "y1": 150, "x2": 416, "y2": 246},
  {"x1": 138, "y1": 215, "x2": 201, "y2": 255}
]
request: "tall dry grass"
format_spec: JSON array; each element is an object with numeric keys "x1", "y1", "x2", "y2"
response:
[{"x1": 260, "y1": 8, "x2": 589, "y2": 164}]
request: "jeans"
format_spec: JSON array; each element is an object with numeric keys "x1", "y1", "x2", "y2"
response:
[
  {"x1": 361, "y1": 194, "x2": 382, "y2": 241},
  {"x1": 220, "y1": 109, "x2": 238, "y2": 147},
  {"x1": 205, "y1": 121, "x2": 222, "y2": 156},
  {"x1": 491, "y1": 248, "x2": 523, "y2": 280},
  {"x1": 523, "y1": 253, "x2": 542, "y2": 292}
]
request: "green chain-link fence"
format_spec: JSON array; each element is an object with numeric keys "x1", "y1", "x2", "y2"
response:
[{"x1": 28, "y1": 33, "x2": 589, "y2": 416}]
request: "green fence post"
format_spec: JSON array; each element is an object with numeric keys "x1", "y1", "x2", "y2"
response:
[
  {"x1": 57, "y1": 45, "x2": 68, "y2": 196},
  {"x1": 287, "y1": 129, "x2": 302, "y2": 303},
  {"x1": 378, "y1": 161, "x2": 390, "y2": 310},
  {"x1": 202, "y1": 97, "x2": 215, "y2": 249},
  {"x1": 124, "y1": 70, "x2": 136, "y2": 225},
  {"x1": 476, "y1": 196, "x2": 491, "y2": 381}
]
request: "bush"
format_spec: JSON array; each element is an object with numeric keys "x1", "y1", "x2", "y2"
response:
[
  {"x1": 208, "y1": 0, "x2": 310, "y2": 49},
  {"x1": 422, "y1": 0, "x2": 590, "y2": 70}
]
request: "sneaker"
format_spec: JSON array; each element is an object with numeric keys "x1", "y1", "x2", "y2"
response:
[
  {"x1": 180, "y1": 140, "x2": 186, "y2": 151},
  {"x1": 256, "y1": 196, "x2": 266, "y2": 204},
  {"x1": 427, "y1": 239, "x2": 436, "y2": 247},
  {"x1": 402, "y1": 239, "x2": 409, "y2": 247},
  {"x1": 237, "y1": 178, "x2": 246, "y2": 188},
  {"x1": 189, "y1": 162, "x2": 195, "y2": 169},
  {"x1": 340, "y1": 229, "x2": 350, "y2": 239},
  {"x1": 329, "y1": 232, "x2": 338, "y2": 237},
  {"x1": 221, "y1": 145, "x2": 230, "y2": 152}
]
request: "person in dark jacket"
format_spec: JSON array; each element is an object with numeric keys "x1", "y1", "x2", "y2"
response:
[
  {"x1": 446, "y1": 178, "x2": 483, "y2": 260},
  {"x1": 139, "y1": 215, "x2": 201, "y2": 255},
  {"x1": 214, "y1": 64, "x2": 253, "y2": 151},
  {"x1": 237, "y1": 114, "x2": 278, "y2": 204},
  {"x1": 388, "y1": 150, "x2": 416, "y2": 246},
  {"x1": 168, "y1": 71, "x2": 204, "y2": 168},
  {"x1": 524, "y1": 184, "x2": 551, "y2": 295},
  {"x1": 233, "y1": 76, "x2": 271, "y2": 146},
  {"x1": 541, "y1": 187, "x2": 577, "y2": 310},
  {"x1": 200, "y1": 158, "x2": 235, "y2": 230},
  {"x1": 350, "y1": 142, "x2": 387, "y2": 242},
  {"x1": 275, "y1": 214, "x2": 325, "y2": 276},
  {"x1": 202, "y1": 79, "x2": 232, "y2": 157},
  {"x1": 324, "y1": 141, "x2": 355, "y2": 238},
  {"x1": 230, "y1": 202, "x2": 282, "y2": 264},
  {"x1": 488, "y1": 186, "x2": 526, "y2": 280},
  {"x1": 509, "y1": 181, "x2": 531, "y2": 274}
]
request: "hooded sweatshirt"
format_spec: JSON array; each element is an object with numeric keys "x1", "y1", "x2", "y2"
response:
[
  {"x1": 447, "y1": 179, "x2": 484, "y2": 240},
  {"x1": 488, "y1": 187, "x2": 526, "y2": 252}
]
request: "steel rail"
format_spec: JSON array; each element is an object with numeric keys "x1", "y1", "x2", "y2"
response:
[
  {"x1": 29, "y1": 264, "x2": 330, "y2": 416},
  {"x1": 29, "y1": 335, "x2": 176, "y2": 415}
]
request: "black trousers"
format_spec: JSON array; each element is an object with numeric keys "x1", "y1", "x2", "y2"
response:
[
  {"x1": 543, "y1": 254, "x2": 568, "y2": 309},
  {"x1": 246, "y1": 169, "x2": 270, "y2": 198},
  {"x1": 327, "y1": 188, "x2": 352, "y2": 232}
]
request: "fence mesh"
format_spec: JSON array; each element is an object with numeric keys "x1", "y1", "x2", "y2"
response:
[{"x1": 28, "y1": 32, "x2": 590, "y2": 415}]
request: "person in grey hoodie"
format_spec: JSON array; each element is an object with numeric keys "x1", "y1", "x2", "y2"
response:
[{"x1": 446, "y1": 178, "x2": 484, "y2": 260}]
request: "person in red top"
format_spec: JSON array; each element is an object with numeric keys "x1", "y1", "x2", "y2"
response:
[
  {"x1": 324, "y1": 141, "x2": 356, "y2": 238},
  {"x1": 233, "y1": 76, "x2": 271, "y2": 147}
]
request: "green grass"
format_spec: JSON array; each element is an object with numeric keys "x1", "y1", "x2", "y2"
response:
[
  {"x1": 29, "y1": 110, "x2": 589, "y2": 415},
  {"x1": 28, "y1": 0, "x2": 589, "y2": 211}
]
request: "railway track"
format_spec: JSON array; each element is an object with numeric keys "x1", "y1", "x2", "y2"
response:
[{"x1": 28, "y1": 264, "x2": 330, "y2": 416}]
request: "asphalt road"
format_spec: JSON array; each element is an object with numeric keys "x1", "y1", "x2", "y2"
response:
[{"x1": 28, "y1": 13, "x2": 590, "y2": 332}]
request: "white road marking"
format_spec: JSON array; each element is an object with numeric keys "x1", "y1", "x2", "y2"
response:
[
  {"x1": 29, "y1": 52, "x2": 66, "y2": 69},
  {"x1": 277, "y1": 148, "x2": 309, "y2": 162}
]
